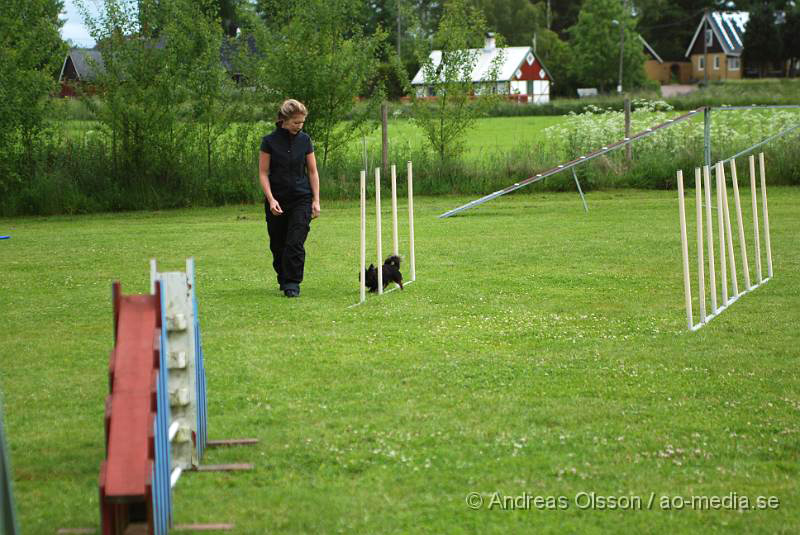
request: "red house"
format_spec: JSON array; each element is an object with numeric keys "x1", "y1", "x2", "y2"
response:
[
  {"x1": 411, "y1": 34, "x2": 553, "y2": 104},
  {"x1": 58, "y1": 48, "x2": 104, "y2": 97}
]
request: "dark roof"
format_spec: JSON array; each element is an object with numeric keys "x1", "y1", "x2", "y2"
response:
[
  {"x1": 60, "y1": 37, "x2": 257, "y2": 83},
  {"x1": 59, "y1": 48, "x2": 104, "y2": 82}
]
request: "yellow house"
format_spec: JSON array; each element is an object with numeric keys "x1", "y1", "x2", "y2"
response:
[
  {"x1": 685, "y1": 11, "x2": 748, "y2": 82},
  {"x1": 642, "y1": 35, "x2": 692, "y2": 84}
]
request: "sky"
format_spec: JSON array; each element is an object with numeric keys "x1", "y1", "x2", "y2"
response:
[{"x1": 61, "y1": 0, "x2": 99, "y2": 47}]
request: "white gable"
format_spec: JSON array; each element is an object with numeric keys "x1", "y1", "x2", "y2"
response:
[{"x1": 685, "y1": 11, "x2": 749, "y2": 57}]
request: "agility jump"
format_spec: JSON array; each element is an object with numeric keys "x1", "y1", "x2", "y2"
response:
[{"x1": 95, "y1": 259, "x2": 256, "y2": 534}]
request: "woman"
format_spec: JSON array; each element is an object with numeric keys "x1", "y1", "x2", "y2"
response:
[{"x1": 259, "y1": 99, "x2": 321, "y2": 298}]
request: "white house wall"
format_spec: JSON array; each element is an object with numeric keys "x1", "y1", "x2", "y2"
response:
[{"x1": 532, "y1": 81, "x2": 550, "y2": 103}]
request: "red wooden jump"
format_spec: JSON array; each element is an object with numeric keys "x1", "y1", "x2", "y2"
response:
[{"x1": 100, "y1": 284, "x2": 161, "y2": 534}]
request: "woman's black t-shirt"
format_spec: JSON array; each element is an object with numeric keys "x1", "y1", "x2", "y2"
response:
[{"x1": 260, "y1": 124, "x2": 314, "y2": 203}]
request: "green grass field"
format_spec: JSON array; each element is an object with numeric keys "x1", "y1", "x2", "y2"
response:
[
  {"x1": 1, "y1": 188, "x2": 799, "y2": 533},
  {"x1": 61, "y1": 114, "x2": 569, "y2": 157},
  {"x1": 358, "y1": 115, "x2": 567, "y2": 157}
]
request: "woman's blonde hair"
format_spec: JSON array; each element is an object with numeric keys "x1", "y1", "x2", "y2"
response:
[{"x1": 277, "y1": 99, "x2": 308, "y2": 122}]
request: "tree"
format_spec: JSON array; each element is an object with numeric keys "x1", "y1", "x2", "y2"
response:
[
  {"x1": 635, "y1": 0, "x2": 718, "y2": 62},
  {"x1": 166, "y1": 0, "x2": 239, "y2": 182},
  {"x1": 240, "y1": 0, "x2": 387, "y2": 164},
  {"x1": 742, "y1": 1, "x2": 782, "y2": 77},
  {"x1": 362, "y1": 1, "x2": 415, "y2": 56},
  {"x1": 549, "y1": 0, "x2": 582, "y2": 37},
  {"x1": 0, "y1": 0, "x2": 65, "y2": 196},
  {"x1": 358, "y1": 0, "x2": 445, "y2": 44},
  {"x1": 77, "y1": 0, "x2": 193, "y2": 190},
  {"x1": 535, "y1": 28, "x2": 573, "y2": 96},
  {"x1": 215, "y1": 0, "x2": 244, "y2": 37},
  {"x1": 471, "y1": 0, "x2": 545, "y2": 45},
  {"x1": 411, "y1": 0, "x2": 504, "y2": 160},
  {"x1": 567, "y1": 0, "x2": 646, "y2": 92},
  {"x1": 785, "y1": 5, "x2": 800, "y2": 77},
  {"x1": 725, "y1": 0, "x2": 791, "y2": 10}
]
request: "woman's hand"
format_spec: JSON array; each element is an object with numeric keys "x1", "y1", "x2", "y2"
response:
[
  {"x1": 269, "y1": 198, "x2": 283, "y2": 215},
  {"x1": 307, "y1": 152, "x2": 321, "y2": 220}
]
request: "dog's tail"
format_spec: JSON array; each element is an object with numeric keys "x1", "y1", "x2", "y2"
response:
[{"x1": 384, "y1": 255, "x2": 401, "y2": 268}]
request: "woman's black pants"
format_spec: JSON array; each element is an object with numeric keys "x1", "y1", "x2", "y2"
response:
[{"x1": 265, "y1": 199, "x2": 312, "y2": 289}]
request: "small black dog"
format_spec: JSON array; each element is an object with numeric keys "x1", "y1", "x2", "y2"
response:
[{"x1": 363, "y1": 255, "x2": 403, "y2": 292}]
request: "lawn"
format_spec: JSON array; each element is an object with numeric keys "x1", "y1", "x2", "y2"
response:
[
  {"x1": 359, "y1": 115, "x2": 567, "y2": 157},
  {"x1": 1, "y1": 187, "x2": 799, "y2": 533},
  {"x1": 60, "y1": 114, "x2": 569, "y2": 158}
]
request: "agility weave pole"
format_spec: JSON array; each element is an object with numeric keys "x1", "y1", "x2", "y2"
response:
[
  {"x1": 676, "y1": 153, "x2": 773, "y2": 331},
  {"x1": 353, "y1": 161, "x2": 416, "y2": 306}
]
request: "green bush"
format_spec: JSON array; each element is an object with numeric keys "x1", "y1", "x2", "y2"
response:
[{"x1": 48, "y1": 97, "x2": 99, "y2": 121}]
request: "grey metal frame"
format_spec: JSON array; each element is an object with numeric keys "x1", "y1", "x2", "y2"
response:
[
  {"x1": 438, "y1": 104, "x2": 800, "y2": 219},
  {"x1": 438, "y1": 108, "x2": 704, "y2": 219}
]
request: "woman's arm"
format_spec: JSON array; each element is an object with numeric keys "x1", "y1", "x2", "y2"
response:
[
  {"x1": 307, "y1": 152, "x2": 321, "y2": 219},
  {"x1": 259, "y1": 151, "x2": 283, "y2": 215}
]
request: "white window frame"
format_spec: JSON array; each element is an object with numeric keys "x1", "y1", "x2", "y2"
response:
[
  {"x1": 705, "y1": 28, "x2": 713, "y2": 47},
  {"x1": 728, "y1": 57, "x2": 740, "y2": 71},
  {"x1": 698, "y1": 56, "x2": 705, "y2": 71},
  {"x1": 713, "y1": 56, "x2": 720, "y2": 70}
]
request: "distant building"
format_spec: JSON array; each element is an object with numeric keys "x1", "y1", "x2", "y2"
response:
[
  {"x1": 411, "y1": 34, "x2": 552, "y2": 104},
  {"x1": 58, "y1": 48, "x2": 104, "y2": 97},
  {"x1": 57, "y1": 39, "x2": 253, "y2": 97},
  {"x1": 685, "y1": 11, "x2": 748, "y2": 81},
  {"x1": 641, "y1": 35, "x2": 692, "y2": 85}
]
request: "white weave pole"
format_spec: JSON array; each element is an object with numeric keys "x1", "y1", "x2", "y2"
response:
[
  {"x1": 391, "y1": 164, "x2": 399, "y2": 256},
  {"x1": 719, "y1": 162, "x2": 738, "y2": 297},
  {"x1": 375, "y1": 167, "x2": 384, "y2": 294},
  {"x1": 677, "y1": 170, "x2": 694, "y2": 330},
  {"x1": 407, "y1": 161, "x2": 416, "y2": 282},
  {"x1": 359, "y1": 170, "x2": 367, "y2": 304},
  {"x1": 150, "y1": 258, "x2": 158, "y2": 294},
  {"x1": 716, "y1": 163, "x2": 728, "y2": 306},
  {"x1": 759, "y1": 153, "x2": 773, "y2": 278},
  {"x1": 749, "y1": 155, "x2": 763, "y2": 282},
  {"x1": 703, "y1": 165, "x2": 718, "y2": 313},
  {"x1": 729, "y1": 160, "x2": 751, "y2": 290},
  {"x1": 694, "y1": 168, "x2": 706, "y2": 322}
]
